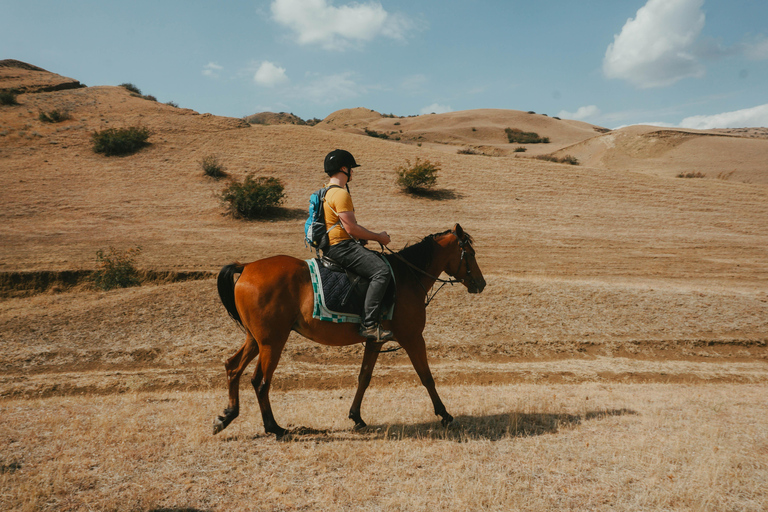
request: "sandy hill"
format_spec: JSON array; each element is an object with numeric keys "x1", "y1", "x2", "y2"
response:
[
  {"x1": 0, "y1": 59, "x2": 85, "y2": 93},
  {"x1": 317, "y1": 107, "x2": 607, "y2": 156},
  {"x1": 1, "y1": 62, "x2": 767, "y2": 389},
  {"x1": 244, "y1": 111, "x2": 310, "y2": 126},
  {"x1": 551, "y1": 125, "x2": 768, "y2": 184}
]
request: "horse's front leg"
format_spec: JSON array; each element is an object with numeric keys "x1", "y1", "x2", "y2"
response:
[
  {"x1": 348, "y1": 340, "x2": 383, "y2": 430},
  {"x1": 401, "y1": 334, "x2": 453, "y2": 426},
  {"x1": 213, "y1": 334, "x2": 259, "y2": 434}
]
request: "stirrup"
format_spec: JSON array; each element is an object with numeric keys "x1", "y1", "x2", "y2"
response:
[{"x1": 359, "y1": 324, "x2": 394, "y2": 342}]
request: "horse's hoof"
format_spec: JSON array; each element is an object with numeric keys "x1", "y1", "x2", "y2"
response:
[
  {"x1": 441, "y1": 415, "x2": 454, "y2": 427},
  {"x1": 213, "y1": 418, "x2": 225, "y2": 435},
  {"x1": 352, "y1": 420, "x2": 367, "y2": 431}
]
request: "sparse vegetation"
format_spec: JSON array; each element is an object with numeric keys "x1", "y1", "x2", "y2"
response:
[
  {"x1": 364, "y1": 127, "x2": 390, "y2": 139},
  {"x1": 38, "y1": 109, "x2": 71, "y2": 123},
  {"x1": 92, "y1": 246, "x2": 142, "y2": 291},
  {"x1": 514, "y1": 147, "x2": 527, "y2": 153},
  {"x1": 717, "y1": 170, "x2": 736, "y2": 180},
  {"x1": 535, "y1": 154, "x2": 580, "y2": 165},
  {"x1": 92, "y1": 126, "x2": 151, "y2": 156},
  {"x1": 201, "y1": 155, "x2": 227, "y2": 179},
  {"x1": 119, "y1": 83, "x2": 142, "y2": 95},
  {"x1": 396, "y1": 158, "x2": 440, "y2": 193},
  {"x1": 119, "y1": 83, "x2": 158, "y2": 102},
  {"x1": 506, "y1": 128, "x2": 550, "y2": 144},
  {"x1": 677, "y1": 172, "x2": 706, "y2": 178},
  {"x1": 220, "y1": 174, "x2": 286, "y2": 219},
  {"x1": 0, "y1": 90, "x2": 19, "y2": 105},
  {"x1": 165, "y1": 101, "x2": 179, "y2": 108},
  {"x1": 457, "y1": 147, "x2": 481, "y2": 155}
]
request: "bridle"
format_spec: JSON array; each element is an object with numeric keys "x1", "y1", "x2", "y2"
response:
[{"x1": 381, "y1": 229, "x2": 480, "y2": 306}]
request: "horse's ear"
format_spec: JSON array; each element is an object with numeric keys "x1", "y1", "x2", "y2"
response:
[{"x1": 453, "y1": 223, "x2": 464, "y2": 238}]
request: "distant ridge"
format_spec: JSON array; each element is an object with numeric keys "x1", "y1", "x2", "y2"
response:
[{"x1": 0, "y1": 59, "x2": 85, "y2": 93}]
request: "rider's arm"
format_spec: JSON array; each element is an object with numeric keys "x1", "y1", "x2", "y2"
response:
[{"x1": 338, "y1": 211, "x2": 391, "y2": 245}]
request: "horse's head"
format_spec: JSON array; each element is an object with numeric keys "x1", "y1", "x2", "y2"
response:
[{"x1": 442, "y1": 223, "x2": 486, "y2": 294}]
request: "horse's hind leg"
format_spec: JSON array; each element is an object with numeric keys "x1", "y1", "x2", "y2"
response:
[
  {"x1": 213, "y1": 333, "x2": 259, "y2": 435},
  {"x1": 251, "y1": 338, "x2": 290, "y2": 439},
  {"x1": 348, "y1": 341, "x2": 382, "y2": 430},
  {"x1": 402, "y1": 334, "x2": 453, "y2": 427}
]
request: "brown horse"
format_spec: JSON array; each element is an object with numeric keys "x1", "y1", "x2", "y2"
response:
[{"x1": 213, "y1": 223, "x2": 486, "y2": 438}]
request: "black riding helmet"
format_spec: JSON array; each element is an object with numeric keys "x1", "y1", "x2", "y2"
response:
[{"x1": 324, "y1": 149, "x2": 360, "y2": 177}]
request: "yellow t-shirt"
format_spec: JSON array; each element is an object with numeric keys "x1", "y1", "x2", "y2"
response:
[{"x1": 324, "y1": 185, "x2": 354, "y2": 246}]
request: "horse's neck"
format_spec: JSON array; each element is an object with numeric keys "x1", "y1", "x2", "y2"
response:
[{"x1": 421, "y1": 244, "x2": 451, "y2": 288}]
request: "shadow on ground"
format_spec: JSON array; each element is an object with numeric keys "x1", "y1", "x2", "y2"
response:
[
  {"x1": 406, "y1": 188, "x2": 464, "y2": 201},
  {"x1": 234, "y1": 408, "x2": 637, "y2": 443}
]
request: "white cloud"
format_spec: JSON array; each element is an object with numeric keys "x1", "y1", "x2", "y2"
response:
[
  {"x1": 603, "y1": 0, "x2": 706, "y2": 88},
  {"x1": 679, "y1": 104, "x2": 768, "y2": 129},
  {"x1": 202, "y1": 62, "x2": 223, "y2": 78},
  {"x1": 254, "y1": 61, "x2": 289, "y2": 87},
  {"x1": 558, "y1": 105, "x2": 601, "y2": 121},
  {"x1": 271, "y1": 0, "x2": 412, "y2": 51},
  {"x1": 741, "y1": 36, "x2": 768, "y2": 60},
  {"x1": 420, "y1": 103, "x2": 452, "y2": 115}
]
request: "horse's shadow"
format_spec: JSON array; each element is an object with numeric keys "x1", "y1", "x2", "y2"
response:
[{"x1": 252, "y1": 408, "x2": 637, "y2": 443}]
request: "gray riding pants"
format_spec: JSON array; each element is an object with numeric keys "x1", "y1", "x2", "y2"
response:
[{"x1": 325, "y1": 240, "x2": 392, "y2": 327}]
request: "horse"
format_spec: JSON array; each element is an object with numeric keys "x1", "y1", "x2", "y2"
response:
[{"x1": 213, "y1": 223, "x2": 486, "y2": 438}]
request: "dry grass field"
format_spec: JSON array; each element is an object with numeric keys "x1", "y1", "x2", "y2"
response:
[{"x1": 2, "y1": 61, "x2": 767, "y2": 511}]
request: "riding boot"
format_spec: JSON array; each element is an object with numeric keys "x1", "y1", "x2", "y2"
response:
[{"x1": 359, "y1": 323, "x2": 394, "y2": 342}]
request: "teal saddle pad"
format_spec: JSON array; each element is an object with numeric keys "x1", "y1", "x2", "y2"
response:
[{"x1": 306, "y1": 258, "x2": 395, "y2": 324}]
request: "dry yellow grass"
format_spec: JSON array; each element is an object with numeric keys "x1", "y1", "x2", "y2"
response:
[
  {"x1": 2, "y1": 62, "x2": 767, "y2": 510},
  {"x1": 2, "y1": 384, "x2": 767, "y2": 511}
]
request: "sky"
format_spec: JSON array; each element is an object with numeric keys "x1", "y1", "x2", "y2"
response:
[{"x1": 2, "y1": 0, "x2": 767, "y2": 129}]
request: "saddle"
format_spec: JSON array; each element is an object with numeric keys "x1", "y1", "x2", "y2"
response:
[{"x1": 306, "y1": 256, "x2": 396, "y2": 323}]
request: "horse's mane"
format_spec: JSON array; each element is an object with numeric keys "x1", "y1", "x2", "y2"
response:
[{"x1": 393, "y1": 229, "x2": 473, "y2": 271}]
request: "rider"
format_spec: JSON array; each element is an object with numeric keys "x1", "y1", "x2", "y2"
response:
[{"x1": 322, "y1": 149, "x2": 394, "y2": 342}]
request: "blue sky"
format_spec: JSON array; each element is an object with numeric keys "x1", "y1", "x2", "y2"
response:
[{"x1": 3, "y1": 0, "x2": 767, "y2": 129}]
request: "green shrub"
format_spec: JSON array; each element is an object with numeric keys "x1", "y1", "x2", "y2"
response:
[
  {"x1": 0, "y1": 90, "x2": 19, "y2": 106},
  {"x1": 38, "y1": 109, "x2": 71, "y2": 123},
  {"x1": 92, "y1": 246, "x2": 142, "y2": 290},
  {"x1": 535, "y1": 154, "x2": 580, "y2": 165},
  {"x1": 92, "y1": 126, "x2": 151, "y2": 156},
  {"x1": 506, "y1": 128, "x2": 549, "y2": 144},
  {"x1": 365, "y1": 127, "x2": 389, "y2": 139},
  {"x1": 201, "y1": 155, "x2": 227, "y2": 178},
  {"x1": 396, "y1": 158, "x2": 440, "y2": 192},
  {"x1": 513, "y1": 147, "x2": 527, "y2": 153},
  {"x1": 119, "y1": 83, "x2": 142, "y2": 95},
  {"x1": 220, "y1": 174, "x2": 286, "y2": 219}
]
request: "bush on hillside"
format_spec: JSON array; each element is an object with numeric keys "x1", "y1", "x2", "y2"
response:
[
  {"x1": 201, "y1": 155, "x2": 227, "y2": 179},
  {"x1": 396, "y1": 158, "x2": 440, "y2": 193},
  {"x1": 119, "y1": 83, "x2": 142, "y2": 95},
  {"x1": 92, "y1": 126, "x2": 151, "y2": 156},
  {"x1": 535, "y1": 154, "x2": 580, "y2": 165},
  {"x1": 38, "y1": 109, "x2": 71, "y2": 123},
  {"x1": 92, "y1": 246, "x2": 142, "y2": 291},
  {"x1": 506, "y1": 128, "x2": 549, "y2": 144},
  {"x1": 0, "y1": 90, "x2": 19, "y2": 106},
  {"x1": 220, "y1": 174, "x2": 286, "y2": 219},
  {"x1": 677, "y1": 172, "x2": 705, "y2": 178}
]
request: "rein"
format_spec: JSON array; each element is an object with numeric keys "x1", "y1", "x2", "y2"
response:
[{"x1": 378, "y1": 229, "x2": 475, "y2": 307}]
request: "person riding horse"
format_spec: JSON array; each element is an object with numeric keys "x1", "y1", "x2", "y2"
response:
[{"x1": 322, "y1": 149, "x2": 394, "y2": 342}]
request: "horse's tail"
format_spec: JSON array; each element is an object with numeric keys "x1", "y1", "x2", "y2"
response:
[{"x1": 217, "y1": 262, "x2": 246, "y2": 331}]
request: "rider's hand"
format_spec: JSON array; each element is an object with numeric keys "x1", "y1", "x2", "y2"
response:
[{"x1": 378, "y1": 231, "x2": 391, "y2": 246}]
